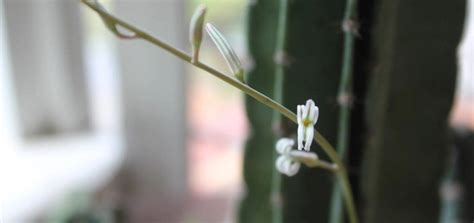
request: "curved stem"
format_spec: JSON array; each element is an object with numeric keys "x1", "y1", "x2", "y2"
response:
[
  {"x1": 80, "y1": 1, "x2": 358, "y2": 222},
  {"x1": 316, "y1": 133, "x2": 358, "y2": 223}
]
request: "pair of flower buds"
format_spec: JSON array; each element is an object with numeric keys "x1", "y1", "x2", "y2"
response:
[
  {"x1": 189, "y1": 5, "x2": 245, "y2": 83},
  {"x1": 89, "y1": 1, "x2": 244, "y2": 83}
]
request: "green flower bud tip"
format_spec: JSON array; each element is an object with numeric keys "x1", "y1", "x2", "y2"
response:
[
  {"x1": 189, "y1": 5, "x2": 207, "y2": 64},
  {"x1": 205, "y1": 23, "x2": 245, "y2": 83}
]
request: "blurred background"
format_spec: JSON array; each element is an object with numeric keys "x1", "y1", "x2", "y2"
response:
[{"x1": 0, "y1": 0, "x2": 472, "y2": 222}]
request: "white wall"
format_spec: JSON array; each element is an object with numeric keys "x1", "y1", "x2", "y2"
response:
[{"x1": 0, "y1": 0, "x2": 124, "y2": 220}]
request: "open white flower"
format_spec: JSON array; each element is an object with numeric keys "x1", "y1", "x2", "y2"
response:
[
  {"x1": 275, "y1": 138, "x2": 319, "y2": 177},
  {"x1": 297, "y1": 99, "x2": 319, "y2": 151}
]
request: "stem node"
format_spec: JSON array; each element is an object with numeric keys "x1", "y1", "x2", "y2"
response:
[{"x1": 342, "y1": 19, "x2": 360, "y2": 37}]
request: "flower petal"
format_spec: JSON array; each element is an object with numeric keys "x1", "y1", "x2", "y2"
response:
[
  {"x1": 276, "y1": 156, "x2": 294, "y2": 176},
  {"x1": 275, "y1": 156, "x2": 288, "y2": 173},
  {"x1": 306, "y1": 99, "x2": 315, "y2": 110},
  {"x1": 297, "y1": 105, "x2": 303, "y2": 125},
  {"x1": 286, "y1": 161, "x2": 301, "y2": 176},
  {"x1": 311, "y1": 106, "x2": 319, "y2": 125},
  {"x1": 308, "y1": 102, "x2": 318, "y2": 123},
  {"x1": 276, "y1": 138, "x2": 294, "y2": 154},
  {"x1": 297, "y1": 124, "x2": 304, "y2": 150},
  {"x1": 302, "y1": 103, "x2": 310, "y2": 120},
  {"x1": 304, "y1": 126, "x2": 314, "y2": 151}
]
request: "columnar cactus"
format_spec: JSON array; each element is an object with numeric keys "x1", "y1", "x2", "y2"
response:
[
  {"x1": 240, "y1": 0, "x2": 346, "y2": 221},
  {"x1": 238, "y1": 1, "x2": 279, "y2": 222},
  {"x1": 279, "y1": 1, "x2": 344, "y2": 222},
  {"x1": 362, "y1": 0, "x2": 466, "y2": 222}
]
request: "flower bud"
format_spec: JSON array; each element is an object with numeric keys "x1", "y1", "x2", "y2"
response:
[
  {"x1": 206, "y1": 23, "x2": 245, "y2": 83},
  {"x1": 189, "y1": 5, "x2": 207, "y2": 63}
]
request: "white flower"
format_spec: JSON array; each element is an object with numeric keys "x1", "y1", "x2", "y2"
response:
[
  {"x1": 297, "y1": 99, "x2": 319, "y2": 151},
  {"x1": 275, "y1": 138, "x2": 319, "y2": 177}
]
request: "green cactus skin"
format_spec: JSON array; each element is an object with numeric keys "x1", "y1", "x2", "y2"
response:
[
  {"x1": 362, "y1": 0, "x2": 465, "y2": 222},
  {"x1": 278, "y1": 1, "x2": 345, "y2": 222},
  {"x1": 238, "y1": 1, "x2": 279, "y2": 222}
]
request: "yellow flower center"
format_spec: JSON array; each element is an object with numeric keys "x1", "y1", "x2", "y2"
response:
[{"x1": 303, "y1": 118, "x2": 312, "y2": 127}]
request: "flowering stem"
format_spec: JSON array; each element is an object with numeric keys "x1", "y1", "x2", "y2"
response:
[
  {"x1": 316, "y1": 160, "x2": 339, "y2": 172},
  {"x1": 329, "y1": 0, "x2": 359, "y2": 222},
  {"x1": 80, "y1": 1, "x2": 358, "y2": 222}
]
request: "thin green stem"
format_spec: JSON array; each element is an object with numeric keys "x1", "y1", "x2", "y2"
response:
[
  {"x1": 80, "y1": 1, "x2": 358, "y2": 223},
  {"x1": 270, "y1": 0, "x2": 289, "y2": 222},
  {"x1": 315, "y1": 160, "x2": 339, "y2": 172},
  {"x1": 329, "y1": 0, "x2": 359, "y2": 222},
  {"x1": 316, "y1": 133, "x2": 358, "y2": 223}
]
